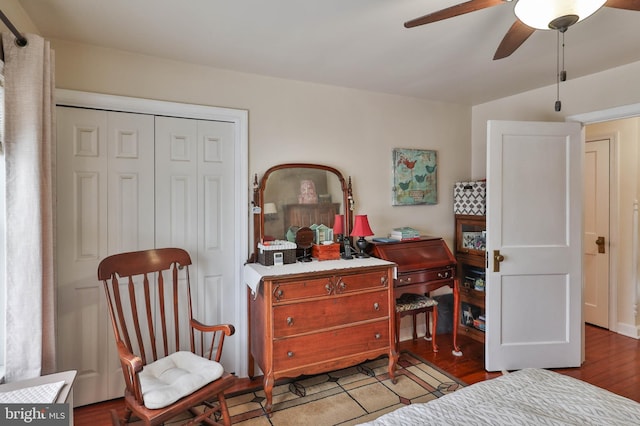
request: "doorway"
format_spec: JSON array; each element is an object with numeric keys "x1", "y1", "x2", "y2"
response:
[
  {"x1": 574, "y1": 111, "x2": 640, "y2": 338},
  {"x1": 583, "y1": 137, "x2": 611, "y2": 329}
]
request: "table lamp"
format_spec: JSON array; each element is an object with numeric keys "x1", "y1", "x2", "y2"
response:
[
  {"x1": 350, "y1": 214, "x2": 374, "y2": 258},
  {"x1": 333, "y1": 214, "x2": 344, "y2": 242},
  {"x1": 263, "y1": 202, "x2": 277, "y2": 220}
]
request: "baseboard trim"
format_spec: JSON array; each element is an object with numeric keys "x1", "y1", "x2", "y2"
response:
[{"x1": 615, "y1": 322, "x2": 640, "y2": 339}]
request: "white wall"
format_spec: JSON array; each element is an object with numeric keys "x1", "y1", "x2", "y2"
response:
[
  {"x1": 51, "y1": 39, "x2": 472, "y2": 248},
  {"x1": 0, "y1": 0, "x2": 38, "y2": 34},
  {"x1": 471, "y1": 61, "x2": 640, "y2": 178},
  {"x1": 472, "y1": 62, "x2": 640, "y2": 337},
  {"x1": 0, "y1": 0, "x2": 473, "y2": 247}
]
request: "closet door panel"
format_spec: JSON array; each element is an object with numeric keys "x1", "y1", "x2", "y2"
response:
[
  {"x1": 107, "y1": 111, "x2": 155, "y2": 253},
  {"x1": 155, "y1": 117, "x2": 240, "y2": 370},
  {"x1": 56, "y1": 107, "x2": 110, "y2": 406},
  {"x1": 56, "y1": 107, "x2": 154, "y2": 406},
  {"x1": 197, "y1": 121, "x2": 236, "y2": 329},
  {"x1": 104, "y1": 111, "x2": 155, "y2": 395},
  {"x1": 155, "y1": 117, "x2": 198, "y2": 253}
]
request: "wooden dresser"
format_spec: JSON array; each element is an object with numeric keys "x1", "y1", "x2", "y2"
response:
[
  {"x1": 244, "y1": 258, "x2": 397, "y2": 415},
  {"x1": 367, "y1": 236, "x2": 462, "y2": 355}
]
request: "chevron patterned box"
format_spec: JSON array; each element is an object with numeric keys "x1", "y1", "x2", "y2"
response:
[{"x1": 454, "y1": 181, "x2": 486, "y2": 215}]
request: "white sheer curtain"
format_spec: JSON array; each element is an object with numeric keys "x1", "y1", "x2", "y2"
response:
[{"x1": 2, "y1": 32, "x2": 56, "y2": 382}]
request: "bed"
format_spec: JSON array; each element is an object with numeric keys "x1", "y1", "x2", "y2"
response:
[{"x1": 359, "y1": 368, "x2": 640, "y2": 425}]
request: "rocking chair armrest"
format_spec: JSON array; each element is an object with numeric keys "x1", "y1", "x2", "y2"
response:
[
  {"x1": 116, "y1": 341, "x2": 143, "y2": 373},
  {"x1": 190, "y1": 319, "x2": 236, "y2": 336},
  {"x1": 115, "y1": 341, "x2": 145, "y2": 404}
]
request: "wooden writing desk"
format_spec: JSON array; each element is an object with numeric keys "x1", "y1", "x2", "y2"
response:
[{"x1": 367, "y1": 236, "x2": 462, "y2": 355}]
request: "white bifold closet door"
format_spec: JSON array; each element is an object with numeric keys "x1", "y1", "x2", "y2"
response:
[
  {"x1": 154, "y1": 116, "x2": 237, "y2": 369},
  {"x1": 56, "y1": 107, "x2": 237, "y2": 406}
]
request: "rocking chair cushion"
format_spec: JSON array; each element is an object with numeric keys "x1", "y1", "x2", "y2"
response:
[{"x1": 138, "y1": 351, "x2": 224, "y2": 409}]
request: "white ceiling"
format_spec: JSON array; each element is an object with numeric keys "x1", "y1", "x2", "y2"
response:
[{"x1": 16, "y1": 0, "x2": 640, "y2": 106}]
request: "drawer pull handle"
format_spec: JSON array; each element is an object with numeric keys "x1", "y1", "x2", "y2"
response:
[
  {"x1": 374, "y1": 333, "x2": 381, "y2": 340},
  {"x1": 325, "y1": 283, "x2": 332, "y2": 294},
  {"x1": 274, "y1": 288, "x2": 284, "y2": 301},
  {"x1": 287, "y1": 317, "x2": 294, "y2": 326},
  {"x1": 373, "y1": 302, "x2": 379, "y2": 311},
  {"x1": 437, "y1": 271, "x2": 450, "y2": 279},
  {"x1": 380, "y1": 276, "x2": 388, "y2": 287},
  {"x1": 339, "y1": 281, "x2": 347, "y2": 291},
  {"x1": 287, "y1": 351, "x2": 294, "y2": 358}
]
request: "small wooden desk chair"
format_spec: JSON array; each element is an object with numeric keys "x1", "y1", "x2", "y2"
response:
[
  {"x1": 98, "y1": 248, "x2": 236, "y2": 426},
  {"x1": 395, "y1": 293, "x2": 438, "y2": 352}
]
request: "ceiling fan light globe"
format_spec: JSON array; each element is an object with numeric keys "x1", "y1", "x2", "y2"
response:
[{"x1": 514, "y1": 0, "x2": 606, "y2": 30}]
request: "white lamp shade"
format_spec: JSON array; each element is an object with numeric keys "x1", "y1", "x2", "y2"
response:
[
  {"x1": 514, "y1": 0, "x2": 606, "y2": 30},
  {"x1": 263, "y1": 202, "x2": 277, "y2": 215}
]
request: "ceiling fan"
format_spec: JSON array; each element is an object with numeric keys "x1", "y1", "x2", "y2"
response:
[{"x1": 405, "y1": 0, "x2": 640, "y2": 60}]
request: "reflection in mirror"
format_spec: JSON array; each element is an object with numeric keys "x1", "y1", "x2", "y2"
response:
[
  {"x1": 263, "y1": 168, "x2": 343, "y2": 240},
  {"x1": 252, "y1": 164, "x2": 352, "y2": 261}
]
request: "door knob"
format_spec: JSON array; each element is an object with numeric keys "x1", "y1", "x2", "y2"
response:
[
  {"x1": 595, "y1": 236, "x2": 605, "y2": 254},
  {"x1": 493, "y1": 250, "x2": 505, "y2": 272}
]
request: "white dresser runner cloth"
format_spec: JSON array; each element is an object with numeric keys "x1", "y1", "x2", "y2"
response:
[{"x1": 244, "y1": 257, "x2": 397, "y2": 295}]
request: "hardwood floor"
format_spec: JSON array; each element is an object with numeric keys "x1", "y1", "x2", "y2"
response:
[{"x1": 74, "y1": 324, "x2": 640, "y2": 425}]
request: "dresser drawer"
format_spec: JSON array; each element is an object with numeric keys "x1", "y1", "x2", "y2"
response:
[
  {"x1": 273, "y1": 291, "x2": 389, "y2": 338},
  {"x1": 272, "y1": 269, "x2": 390, "y2": 302},
  {"x1": 396, "y1": 266, "x2": 454, "y2": 288},
  {"x1": 273, "y1": 320, "x2": 389, "y2": 371}
]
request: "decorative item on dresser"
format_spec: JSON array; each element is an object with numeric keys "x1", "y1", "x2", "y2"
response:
[
  {"x1": 351, "y1": 214, "x2": 375, "y2": 258},
  {"x1": 367, "y1": 236, "x2": 462, "y2": 356},
  {"x1": 248, "y1": 163, "x2": 398, "y2": 417},
  {"x1": 333, "y1": 213, "x2": 345, "y2": 250},
  {"x1": 337, "y1": 213, "x2": 355, "y2": 260}
]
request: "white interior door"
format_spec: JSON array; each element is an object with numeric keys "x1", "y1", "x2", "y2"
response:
[
  {"x1": 56, "y1": 107, "x2": 154, "y2": 405},
  {"x1": 485, "y1": 120, "x2": 583, "y2": 372},
  {"x1": 583, "y1": 138, "x2": 610, "y2": 328}
]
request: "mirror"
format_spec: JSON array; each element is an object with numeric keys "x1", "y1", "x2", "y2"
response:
[{"x1": 252, "y1": 163, "x2": 352, "y2": 260}]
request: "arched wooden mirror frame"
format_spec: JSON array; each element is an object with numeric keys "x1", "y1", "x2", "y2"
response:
[{"x1": 251, "y1": 163, "x2": 353, "y2": 261}]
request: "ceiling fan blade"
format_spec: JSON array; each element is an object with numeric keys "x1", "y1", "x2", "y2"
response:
[
  {"x1": 404, "y1": 0, "x2": 505, "y2": 28},
  {"x1": 493, "y1": 20, "x2": 536, "y2": 60},
  {"x1": 605, "y1": 0, "x2": 640, "y2": 11}
]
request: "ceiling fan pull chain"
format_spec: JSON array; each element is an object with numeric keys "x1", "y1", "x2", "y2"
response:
[
  {"x1": 555, "y1": 30, "x2": 562, "y2": 112},
  {"x1": 561, "y1": 31, "x2": 567, "y2": 82}
]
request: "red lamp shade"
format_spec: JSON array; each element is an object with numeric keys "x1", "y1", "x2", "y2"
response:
[
  {"x1": 350, "y1": 215, "x2": 374, "y2": 237},
  {"x1": 333, "y1": 214, "x2": 344, "y2": 234}
]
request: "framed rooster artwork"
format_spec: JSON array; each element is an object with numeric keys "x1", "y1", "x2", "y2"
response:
[{"x1": 392, "y1": 148, "x2": 437, "y2": 206}]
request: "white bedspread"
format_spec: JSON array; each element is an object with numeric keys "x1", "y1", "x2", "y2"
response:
[{"x1": 359, "y1": 368, "x2": 640, "y2": 425}]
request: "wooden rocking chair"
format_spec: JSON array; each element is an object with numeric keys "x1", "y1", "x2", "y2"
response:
[{"x1": 98, "y1": 248, "x2": 236, "y2": 426}]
